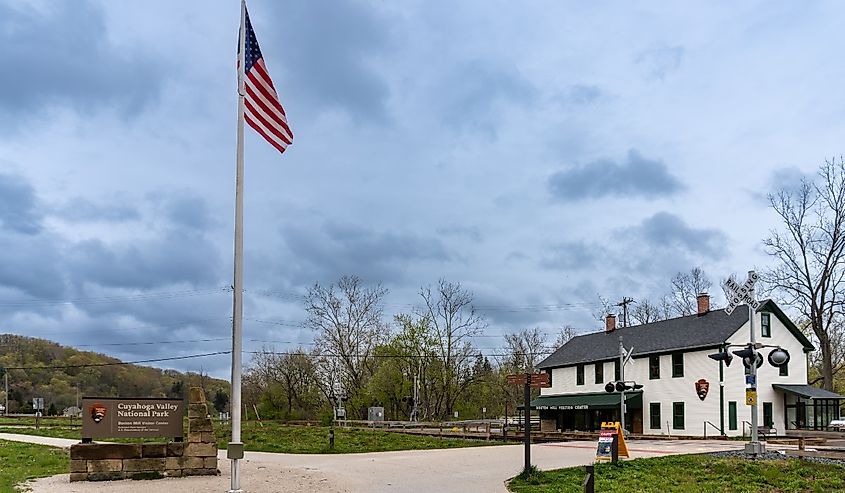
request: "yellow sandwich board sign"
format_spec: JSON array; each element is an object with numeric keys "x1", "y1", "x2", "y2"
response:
[{"x1": 595, "y1": 421, "x2": 629, "y2": 460}]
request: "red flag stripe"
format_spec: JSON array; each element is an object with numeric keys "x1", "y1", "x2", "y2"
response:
[
  {"x1": 244, "y1": 84, "x2": 292, "y2": 141},
  {"x1": 247, "y1": 64, "x2": 287, "y2": 118},
  {"x1": 245, "y1": 99, "x2": 292, "y2": 145},
  {"x1": 245, "y1": 113, "x2": 288, "y2": 153},
  {"x1": 253, "y1": 61, "x2": 286, "y2": 115},
  {"x1": 245, "y1": 75, "x2": 292, "y2": 137}
]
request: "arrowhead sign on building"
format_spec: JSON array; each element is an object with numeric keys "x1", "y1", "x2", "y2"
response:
[{"x1": 724, "y1": 271, "x2": 760, "y2": 315}]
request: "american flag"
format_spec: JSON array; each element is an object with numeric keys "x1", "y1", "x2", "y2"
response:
[{"x1": 241, "y1": 7, "x2": 293, "y2": 154}]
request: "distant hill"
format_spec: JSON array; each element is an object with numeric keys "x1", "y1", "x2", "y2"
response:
[{"x1": 0, "y1": 334, "x2": 229, "y2": 414}]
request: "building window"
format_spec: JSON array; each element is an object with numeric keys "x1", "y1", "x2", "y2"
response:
[
  {"x1": 728, "y1": 401, "x2": 737, "y2": 430},
  {"x1": 650, "y1": 403, "x2": 661, "y2": 430},
  {"x1": 761, "y1": 313, "x2": 771, "y2": 338},
  {"x1": 614, "y1": 360, "x2": 621, "y2": 381},
  {"x1": 779, "y1": 361, "x2": 789, "y2": 377},
  {"x1": 672, "y1": 352, "x2": 684, "y2": 378},
  {"x1": 649, "y1": 356, "x2": 660, "y2": 380},
  {"x1": 595, "y1": 362, "x2": 604, "y2": 384},
  {"x1": 763, "y1": 402, "x2": 773, "y2": 428},
  {"x1": 673, "y1": 402, "x2": 685, "y2": 430},
  {"x1": 576, "y1": 364, "x2": 584, "y2": 385},
  {"x1": 545, "y1": 369, "x2": 553, "y2": 387}
]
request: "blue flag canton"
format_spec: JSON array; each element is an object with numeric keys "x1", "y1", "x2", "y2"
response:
[{"x1": 243, "y1": 10, "x2": 263, "y2": 73}]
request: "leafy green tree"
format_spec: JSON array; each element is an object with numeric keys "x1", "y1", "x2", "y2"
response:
[{"x1": 213, "y1": 389, "x2": 229, "y2": 413}]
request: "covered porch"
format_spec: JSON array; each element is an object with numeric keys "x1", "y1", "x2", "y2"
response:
[
  {"x1": 773, "y1": 384, "x2": 844, "y2": 432},
  {"x1": 529, "y1": 391, "x2": 643, "y2": 433}
]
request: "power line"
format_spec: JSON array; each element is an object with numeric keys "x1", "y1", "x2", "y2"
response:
[
  {"x1": 5, "y1": 351, "x2": 231, "y2": 370},
  {"x1": 74, "y1": 338, "x2": 230, "y2": 348},
  {"x1": 0, "y1": 287, "x2": 231, "y2": 308}
]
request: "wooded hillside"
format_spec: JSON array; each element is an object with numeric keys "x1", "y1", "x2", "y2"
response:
[{"x1": 0, "y1": 334, "x2": 228, "y2": 414}]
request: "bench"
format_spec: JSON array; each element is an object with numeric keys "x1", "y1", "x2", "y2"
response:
[{"x1": 758, "y1": 426, "x2": 777, "y2": 438}]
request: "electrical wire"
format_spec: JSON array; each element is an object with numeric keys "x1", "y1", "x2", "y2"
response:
[{"x1": 5, "y1": 351, "x2": 232, "y2": 370}]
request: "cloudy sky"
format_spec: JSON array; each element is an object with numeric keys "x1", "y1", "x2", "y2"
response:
[{"x1": 1, "y1": 0, "x2": 843, "y2": 378}]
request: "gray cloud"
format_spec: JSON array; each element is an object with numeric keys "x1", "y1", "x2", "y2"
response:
[
  {"x1": 279, "y1": 220, "x2": 452, "y2": 287},
  {"x1": 54, "y1": 198, "x2": 140, "y2": 223},
  {"x1": 0, "y1": 172, "x2": 41, "y2": 234},
  {"x1": 634, "y1": 212, "x2": 727, "y2": 259},
  {"x1": 437, "y1": 60, "x2": 537, "y2": 135},
  {"x1": 548, "y1": 150, "x2": 685, "y2": 202},
  {"x1": 0, "y1": 1, "x2": 164, "y2": 123},
  {"x1": 261, "y1": 0, "x2": 391, "y2": 121},
  {"x1": 558, "y1": 84, "x2": 603, "y2": 106},
  {"x1": 541, "y1": 241, "x2": 603, "y2": 271}
]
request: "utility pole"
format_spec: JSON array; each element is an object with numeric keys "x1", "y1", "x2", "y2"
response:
[
  {"x1": 616, "y1": 297, "x2": 635, "y2": 328},
  {"x1": 747, "y1": 276, "x2": 762, "y2": 455},
  {"x1": 4, "y1": 372, "x2": 8, "y2": 416},
  {"x1": 619, "y1": 336, "x2": 626, "y2": 432}
]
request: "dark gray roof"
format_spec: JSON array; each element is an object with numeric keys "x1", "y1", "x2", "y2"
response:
[
  {"x1": 772, "y1": 384, "x2": 845, "y2": 400},
  {"x1": 537, "y1": 308, "x2": 749, "y2": 369}
]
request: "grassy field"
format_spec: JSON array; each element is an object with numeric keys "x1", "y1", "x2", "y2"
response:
[
  {"x1": 0, "y1": 440, "x2": 67, "y2": 493},
  {"x1": 0, "y1": 421, "x2": 499, "y2": 454},
  {"x1": 507, "y1": 455, "x2": 845, "y2": 493}
]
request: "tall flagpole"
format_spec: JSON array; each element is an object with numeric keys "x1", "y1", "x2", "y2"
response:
[{"x1": 229, "y1": 1, "x2": 247, "y2": 492}]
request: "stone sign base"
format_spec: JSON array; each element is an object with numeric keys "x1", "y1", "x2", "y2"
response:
[{"x1": 70, "y1": 387, "x2": 219, "y2": 482}]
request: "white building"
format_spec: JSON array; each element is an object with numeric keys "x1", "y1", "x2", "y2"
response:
[{"x1": 534, "y1": 294, "x2": 843, "y2": 437}]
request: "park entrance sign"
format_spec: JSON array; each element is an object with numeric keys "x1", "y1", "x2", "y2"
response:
[{"x1": 81, "y1": 397, "x2": 184, "y2": 439}]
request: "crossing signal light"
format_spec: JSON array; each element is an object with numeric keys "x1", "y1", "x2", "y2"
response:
[
  {"x1": 605, "y1": 382, "x2": 615, "y2": 393},
  {"x1": 606, "y1": 381, "x2": 643, "y2": 392},
  {"x1": 707, "y1": 351, "x2": 734, "y2": 367}
]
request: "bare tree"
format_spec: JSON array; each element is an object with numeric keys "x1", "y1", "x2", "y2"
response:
[
  {"x1": 418, "y1": 279, "x2": 486, "y2": 418},
  {"x1": 630, "y1": 298, "x2": 667, "y2": 325},
  {"x1": 501, "y1": 328, "x2": 549, "y2": 373},
  {"x1": 764, "y1": 158, "x2": 845, "y2": 390},
  {"x1": 670, "y1": 268, "x2": 712, "y2": 315},
  {"x1": 553, "y1": 325, "x2": 578, "y2": 349},
  {"x1": 305, "y1": 275, "x2": 388, "y2": 404}
]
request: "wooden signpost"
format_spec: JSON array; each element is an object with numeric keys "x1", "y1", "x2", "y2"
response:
[{"x1": 507, "y1": 372, "x2": 551, "y2": 474}]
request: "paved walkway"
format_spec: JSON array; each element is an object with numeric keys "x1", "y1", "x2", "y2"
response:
[{"x1": 1, "y1": 433, "x2": 745, "y2": 493}]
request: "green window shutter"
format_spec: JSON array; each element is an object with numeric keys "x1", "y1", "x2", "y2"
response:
[
  {"x1": 594, "y1": 362, "x2": 603, "y2": 384},
  {"x1": 779, "y1": 361, "x2": 788, "y2": 376},
  {"x1": 614, "y1": 360, "x2": 621, "y2": 381},
  {"x1": 576, "y1": 364, "x2": 584, "y2": 385},
  {"x1": 673, "y1": 402, "x2": 685, "y2": 429},
  {"x1": 763, "y1": 402, "x2": 773, "y2": 428},
  {"x1": 728, "y1": 402, "x2": 737, "y2": 430},
  {"x1": 650, "y1": 403, "x2": 661, "y2": 429}
]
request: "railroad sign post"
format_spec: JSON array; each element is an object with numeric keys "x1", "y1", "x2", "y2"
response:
[
  {"x1": 724, "y1": 270, "x2": 765, "y2": 455},
  {"x1": 507, "y1": 373, "x2": 551, "y2": 474}
]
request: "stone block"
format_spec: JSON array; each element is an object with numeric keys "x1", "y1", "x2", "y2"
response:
[
  {"x1": 127, "y1": 471, "x2": 164, "y2": 480},
  {"x1": 87, "y1": 459, "x2": 123, "y2": 473},
  {"x1": 188, "y1": 403, "x2": 208, "y2": 418},
  {"x1": 71, "y1": 443, "x2": 141, "y2": 460},
  {"x1": 188, "y1": 432, "x2": 204, "y2": 443},
  {"x1": 164, "y1": 468, "x2": 183, "y2": 477},
  {"x1": 189, "y1": 387, "x2": 206, "y2": 404},
  {"x1": 203, "y1": 457, "x2": 218, "y2": 469},
  {"x1": 184, "y1": 442, "x2": 217, "y2": 457},
  {"x1": 123, "y1": 458, "x2": 166, "y2": 472},
  {"x1": 165, "y1": 456, "x2": 204, "y2": 469},
  {"x1": 70, "y1": 460, "x2": 87, "y2": 473},
  {"x1": 87, "y1": 471, "x2": 124, "y2": 481},
  {"x1": 189, "y1": 418, "x2": 213, "y2": 432},
  {"x1": 166, "y1": 442, "x2": 184, "y2": 457},
  {"x1": 183, "y1": 467, "x2": 219, "y2": 477},
  {"x1": 69, "y1": 473, "x2": 88, "y2": 482},
  {"x1": 201, "y1": 432, "x2": 215, "y2": 443},
  {"x1": 141, "y1": 443, "x2": 167, "y2": 458}
]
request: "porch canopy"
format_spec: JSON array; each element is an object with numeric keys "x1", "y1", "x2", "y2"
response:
[
  {"x1": 523, "y1": 391, "x2": 642, "y2": 411},
  {"x1": 772, "y1": 384, "x2": 845, "y2": 400}
]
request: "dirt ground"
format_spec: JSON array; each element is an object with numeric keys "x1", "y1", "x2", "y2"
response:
[{"x1": 5, "y1": 432, "x2": 748, "y2": 493}]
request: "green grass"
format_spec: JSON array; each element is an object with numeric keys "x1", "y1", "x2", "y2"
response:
[
  {"x1": 507, "y1": 454, "x2": 845, "y2": 493},
  {"x1": 0, "y1": 440, "x2": 67, "y2": 493},
  {"x1": 1, "y1": 421, "x2": 500, "y2": 454}
]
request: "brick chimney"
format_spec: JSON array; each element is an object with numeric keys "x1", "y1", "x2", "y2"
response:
[
  {"x1": 697, "y1": 292, "x2": 710, "y2": 316},
  {"x1": 605, "y1": 314, "x2": 617, "y2": 333}
]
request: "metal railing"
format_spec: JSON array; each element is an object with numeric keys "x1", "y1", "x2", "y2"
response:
[
  {"x1": 742, "y1": 420, "x2": 752, "y2": 438},
  {"x1": 703, "y1": 420, "x2": 723, "y2": 439}
]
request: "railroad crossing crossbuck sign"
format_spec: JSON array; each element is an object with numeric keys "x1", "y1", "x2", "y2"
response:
[{"x1": 724, "y1": 271, "x2": 760, "y2": 315}]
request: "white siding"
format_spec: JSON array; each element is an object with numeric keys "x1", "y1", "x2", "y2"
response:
[{"x1": 541, "y1": 308, "x2": 810, "y2": 436}]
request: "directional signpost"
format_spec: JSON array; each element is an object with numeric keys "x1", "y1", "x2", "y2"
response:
[
  {"x1": 507, "y1": 373, "x2": 551, "y2": 474},
  {"x1": 723, "y1": 270, "x2": 765, "y2": 455}
]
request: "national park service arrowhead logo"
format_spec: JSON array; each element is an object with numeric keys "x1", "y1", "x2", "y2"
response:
[
  {"x1": 695, "y1": 379, "x2": 709, "y2": 401},
  {"x1": 89, "y1": 403, "x2": 107, "y2": 423}
]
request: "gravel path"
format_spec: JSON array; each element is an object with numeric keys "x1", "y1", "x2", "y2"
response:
[{"x1": 3, "y1": 433, "x2": 747, "y2": 493}]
